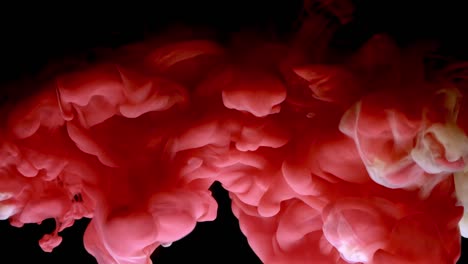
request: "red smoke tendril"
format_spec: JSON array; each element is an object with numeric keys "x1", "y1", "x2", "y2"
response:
[{"x1": 1, "y1": 2, "x2": 468, "y2": 263}]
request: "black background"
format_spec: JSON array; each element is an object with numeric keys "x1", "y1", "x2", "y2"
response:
[{"x1": 0, "y1": 1, "x2": 468, "y2": 263}]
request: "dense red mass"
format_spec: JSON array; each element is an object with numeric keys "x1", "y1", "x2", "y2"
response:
[{"x1": 1, "y1": 1, "x2": 468, "y2": 263}]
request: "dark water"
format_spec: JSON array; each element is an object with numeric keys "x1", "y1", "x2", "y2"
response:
[{"x1": 0, "y1": 1, "x2": 467, "y2": 263}]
